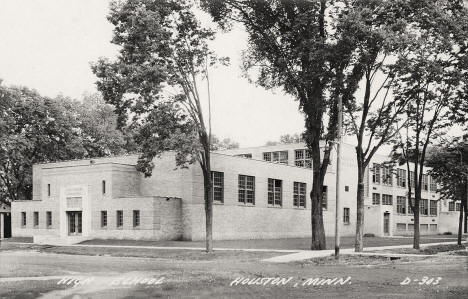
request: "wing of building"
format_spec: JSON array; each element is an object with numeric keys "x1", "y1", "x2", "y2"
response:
[{"x1": 11, "y1": 142, "x2": 460, "y2": 245}]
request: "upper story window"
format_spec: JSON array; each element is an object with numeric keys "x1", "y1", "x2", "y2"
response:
[
  {"x1": 238, "y1": 175, "x2": 255, "y2": 205},
  {"x1": 422, "y1": 174, "x2": 429, "y2": 191},
  {"x1": 293, "y1": 182, "x2": 306, "y2": 208},
  {"x1": 211, "y1": 171, "x2": 224, "y2": 203},
  {"x1": 396, "y1": 169, "x2": 407, "y2": 188},
  {"x1": 294, "y1": 149, "x2": 312, "y2": 168},
  {"x1": 430, "y1": 200, "x2": 437, "y2": 216},
  {"x1": 420, "y1": 199, "x2": 428, "y2": 215},
  {"x1": 263, "y1": 151, "x2": 288, "y2": 165},
  {"x1": 102, "y1": 180, "x2": 106, "y2": 194},
  {"x1": 322, "y1": 186, "x2": 328, "y2": 210},
  {"x1": 382, "y1": 166, "x2": 393, "y2": 186},
  {"x1": 234, "y1": 153, "x2": 252, "y2": 159},
  {"x1": 397, "y1": 196, "x2": 406, "y2": 214},
  {"x1": 267, "y1": 178, "x2": 282, "y2": 206},
  {"x1": 372, "y1": 163, "x2": 381, "y2": 184},
  {"x1": 382, "y1": 194, "x2": 393, "y2": 205},
  {"x1": 429, "y1": 176, "x2": 437, "y2": 192},
  {"x1": 372, "y1": 193, "x2": 380, "y2": 205}
]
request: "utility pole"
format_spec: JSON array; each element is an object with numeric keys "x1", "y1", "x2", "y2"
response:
[{"x1": 335, "y1": 95, "x2": 343, "y2": 259}]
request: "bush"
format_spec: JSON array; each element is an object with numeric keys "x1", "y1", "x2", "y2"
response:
[
  {"x1": 364, "y1": 233, "x2": 375, "y2": 237},
  {"x1": 442, "y1": 232, "x2": 453, "y2": 235}
]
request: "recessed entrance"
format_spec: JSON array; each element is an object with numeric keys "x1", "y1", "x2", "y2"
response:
[
  {"x1": 383, "y1": 212, "x2": 390, "y2": 236},
  {"x1": 67, "y1": 211, "x2": 82, "y2": 236}
]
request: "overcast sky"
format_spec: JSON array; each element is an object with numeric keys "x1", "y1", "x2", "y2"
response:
[{"x1": 0, "y1": 0, "x2": 306, "y2": 147}]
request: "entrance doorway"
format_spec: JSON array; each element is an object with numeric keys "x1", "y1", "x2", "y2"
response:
[
  {"x1": 67, "y1": 211, "x2": 82, "y2": 235},
  {"x1": 383, "y1": 213, "x2": 390, "y2": 236}
]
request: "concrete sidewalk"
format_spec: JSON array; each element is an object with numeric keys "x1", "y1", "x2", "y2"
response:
[{"x1": 262, "y1": 241, "x2": 467, "y2": 263}]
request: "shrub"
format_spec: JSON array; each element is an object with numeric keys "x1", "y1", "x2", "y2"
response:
[
  {"x1": 364, "y1": 233, "x2": 375, "y2": 237},
  {"x1": 442, "y1": 232, "x2": 453, "y2": 235}
]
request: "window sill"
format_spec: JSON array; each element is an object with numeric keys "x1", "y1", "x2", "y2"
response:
[
  {"x1": 238, "y1": 204, "x2": 255, "y2": 207},
  {"x1": 293, "y1": 206, "x2": 306, "y2": 209},
  {"x1": 343, "y1": 222, "x2": 350, "y2": 225},
  {"x1": 213, "y1": 201, "x2": 224, "y2": 205},
  {"x1": 267, "y1": 205, "x2": 282, "y2": 208}
]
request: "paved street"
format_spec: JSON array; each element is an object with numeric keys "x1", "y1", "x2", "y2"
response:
[{"x1": 1, "y1": 246, "x2": 467, "y2": 298}]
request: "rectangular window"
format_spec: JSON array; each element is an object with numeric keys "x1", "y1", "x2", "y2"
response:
[
  {"x1": 397, "y1": 196, "x2": 406, "y2": 214},
  {"x1": 372, "y1": 193, "x2": 380, "y2": 205},
  {"x1": 238, "y1": 175, "x2": 255, "y2": 205},
  {"x1": 267, "y1": 178, "x2": 282, "y2": 207},
  {"x1": 47, "y1": 184, "x2": 51, "y2": 197},
  {"x1": 322, "y1": 186, "x2": 328, "y2": 210},
  {"x1": 46, "y1": 211, "x2": 52, "y2": 228},
  {"x1": 33, "y1": 212, "x2": 39, "y2": 227},
  {"x1": 382, "y1": 166, "x2": 393, "y2": 186},
  {"x1": 420, "y1": 224, "x2": 429, "y2": 232},
  {"x1": 102, "y1": 180, "x2": 106, "y2": 194},
  {"x1": 133, "y1": 210, "x2": 140, "y2": 227},
  {"x1": 263, "y1": 151, "x2": 288, "y2": 164},
  {"x1": 293, "y1": 182, "x2": 307, "y2": 208},
  {"x1": 456, "y1": 202, "x2": 461, "y2": 211},
  {"x1": 430, "y1": 224, "x2": 437, "y2": 232},
  {"x1": 449, "y1": 201, "x2": 455, "y2": 211},
  {"x1": 21, "y1": 212, "x2": 26, "y2": 227},
  {"x1": 422, "y1": 174, "x2": 429, "y2": 191},
  {"x1": 408, "y1": 223, "x2": 414, "y2": 231},
  {"x1": 397, "y1": 223, "x2": 406, "y2": 230},
  {"x1": 396, "y1": 169, "x2": 407, "y2": 188},
  {"x1": 116, "y1": 210, "x2": 123, "y2": 228},
  {"x1": 234, "y1": 153, "x2": 252, "y2": 159},
  {"x1": 372, "y1": 163, "x2": 381, "y2": 184},
  {"x1": 211, "y1": 171, "x2": 224, "y2": 203},
  {"x1": 101, "y1": 211, "x2": 107, "y2": 228},
  {"x1": 343, "y1": 208, "x2": 350, "y2": 224},
  {"x1": 420, "y1": 199, "x2": 428, "y2": 215},
  {"x1": 294, "y1": 149, "x2": 312, "y2": 168},
  {"x1": 429, "y1": 176, "x2": 437, "y2": 192},
  {"x1": 382, "y1": 194, "x2": 393, "y2": 205},
  {"x1": 430, "y1": 200, "x2": 437, "y2": 216},
  {"x1": 409, "y1": 171, "x2": 415, "y2": 188}
]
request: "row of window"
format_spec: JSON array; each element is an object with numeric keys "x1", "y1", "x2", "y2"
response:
[
  {"x1": 100, "y1": 210, "x2": 140, "y2": 228},
  {"x1": 372, "y1": 164, "x2": 437, "y2": 192},
  {"x1": 448, "y1": 201, "x2": 461, "y2": 212},
  {"x1": 211, "y1": 171, "x2": 328, "y2": 209},
  {"x1": 372, "y1": 193, "x2": 438, "y2": 216},
  {"x1": 21, "y1": 211, "x2": 52, "y2": 228},
  {"x1": 45, "y1": 180, "x2": 107, "y2": 197},
  {"x1": 396, "y1": 223, "x2": 438, "y2": 232}
]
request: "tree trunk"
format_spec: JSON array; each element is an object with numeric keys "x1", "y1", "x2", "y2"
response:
[
  {"x1": 413, "y1": 199, "x2": 420, "y2": 250},
  {"x1": 311, "y1": 170, "x2": 326, "y2": 250},
  {"x1": 201, "y1": 144, "x2": 213, "y2": 253},
  {"x1": 354, "y1": 166, "x2": 365, "y2": 252},
  {"x1": 457, "y1": 201, "x2": 464, "y2": 245}
]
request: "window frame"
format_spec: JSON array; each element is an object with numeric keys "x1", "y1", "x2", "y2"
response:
[
  {"x1": 211, "y1": 171, "x2": 224, "y2": 203},
  {"x1": 21, "y1": 212, "x2": 26, "y2": 227},
  {"x1": 133, "y1": 210, "x2": 140, "y2": 228},
  {"x1": 343, "y1": 207, "x2": 350, "y2": 224},
  {"x1": 33, "y1": 211, "x2": 39, "y2": 228},
  {"x1": 396, "y1": 169, "x2": 407, "y2": 188},
  {"x1": 382, "y1": 194, "x2": 393, "y2": 205},
  {"x1": 397, "y1": 196, "x2": 406, "y2": 214},
  {"x1": 372, "y1": 193, "x2": 380, "y2": 205},
  {"x1": 116, "y1": 210, "x2": 123, "y2": 228},
  {"x1": 267, "y1": 178, "x2": 283, "y2": 207},
  {"x1": 430, "y1": 200, "x2": 437, "y2": 216},
  {"x1": 322, "y1": 185, "x2": 328, "y2": 210},
  {"x1": 238, "y1": 174, "x2": 255, "y2": 205},
  {"x1": 372, "y1": 163, "x2": 381, "y2": 184},
  {"x1": 46, "y1": 211, "x2": 52, "y2": 228},
  {"x1": 293, "y1": 181, "x2": 307, "y2": 208},
  {"x1": 101, "y1": 211, "x2": 107, "y2": 228}
]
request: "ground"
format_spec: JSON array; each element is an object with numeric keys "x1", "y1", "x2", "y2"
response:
[{"x1": 0, "y1": 237, "x2": 467, "y2": 298}]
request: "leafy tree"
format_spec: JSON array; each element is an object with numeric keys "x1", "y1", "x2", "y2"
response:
[
  {"x1": 392, "y1": 1, "x2": 468, "y2": 249},
  {"x1": 92, "y1": 0, "x2": 227, "y2": 252},
  {"x1": 265, "y1": 133, "x2": 304, "y2": 146},
  {"x1": 340, "y1": 0, "x2": 413, "y2": 252},
  {"x1": 210, "y1": 135, "x2": 239, "y2": 150},
  {"x1": 202, "y1": 0, "x2": 359, "y2": 250},
  {"x1": 426, "y1": 139, "x2": 468, "y2": 245},
  {"x1": 0, "y1": 85, "x2": 126, "y2": 204}
]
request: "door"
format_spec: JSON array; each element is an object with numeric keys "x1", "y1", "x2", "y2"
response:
[
  {"x1": 67, "y1": 212, "x2": 82, "y2": 235},
  {"x1": 4, "y1": 213, "x2": 11, "y2": 238},
  {"x1": 383, "y1": 213, "x2": 390, "y2": 236}
]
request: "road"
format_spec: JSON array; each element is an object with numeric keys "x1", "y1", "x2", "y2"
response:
[{"x1": 0, "y1": 249, "x2": 467, "y2": 298}]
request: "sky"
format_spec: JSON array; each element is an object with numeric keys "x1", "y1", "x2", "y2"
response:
[{"x1": 0, "y1": 0, "x2": 305, "y2": 147}]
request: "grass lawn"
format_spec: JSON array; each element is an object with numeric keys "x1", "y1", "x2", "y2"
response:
[{"x1": 372, "y1": 243, "x2": 467, "y2": 255}]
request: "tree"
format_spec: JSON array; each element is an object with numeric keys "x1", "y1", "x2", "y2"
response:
[
  {"x1": 427, "y1": 139, "x2": 468, "y2": 245},
  {"x1": 203, "y1": 0, "x2": 359, "y2": 250},
  {"x1": 339, "y1": 0, "x2": 413, "y2": 252},
  {"x1": 265, "y1": 133, "x2": 304, "y2": 146},
  {"x1": 92, "y1": 0, "x2": 227, "y2": 252},
  {"x1": 0, "y1": 85, "x2": 127, "y2": 204},
  {"x1": 210, "y1": 135, "x2": 239, "y2": 150},
  {"x1": 392, "y1": 1, "x2": 468, "y2": 249}
]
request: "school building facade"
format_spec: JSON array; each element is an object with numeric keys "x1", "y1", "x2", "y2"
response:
[{"x1": 11, "y1": 143, "x2": 460, "y2": 245}]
